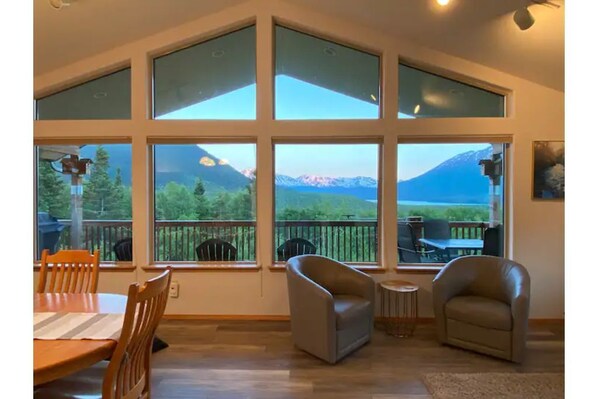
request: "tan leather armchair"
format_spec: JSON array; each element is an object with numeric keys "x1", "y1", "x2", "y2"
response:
[
  {"x1": 286, "y1": 255, "x2": 375, "y2": 364},
  {"x1": 432, "y1": 255, "x2": 530, "y2": 363}
]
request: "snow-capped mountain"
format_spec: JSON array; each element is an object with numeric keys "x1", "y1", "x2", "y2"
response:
[{"x1": 277, "y1": 174, "x2": 377, "y2": 188}]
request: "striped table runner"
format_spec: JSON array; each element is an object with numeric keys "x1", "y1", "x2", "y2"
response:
[{"x1": 34, "y1": 312, "x2": 124, "y2": 340}]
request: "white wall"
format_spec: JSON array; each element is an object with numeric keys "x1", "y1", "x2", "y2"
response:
[{"x1": 34, "y1": 0, "x2": 564, "y2": 319}]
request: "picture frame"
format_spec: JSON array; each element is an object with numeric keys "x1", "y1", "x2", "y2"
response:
[{"x1": 532, "y1": 140, "x2": 565, "y2": 200}]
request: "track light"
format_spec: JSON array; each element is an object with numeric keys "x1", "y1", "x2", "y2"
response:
[{"x1": 513, "y1": 6, "x2": 535, "y2": 30}]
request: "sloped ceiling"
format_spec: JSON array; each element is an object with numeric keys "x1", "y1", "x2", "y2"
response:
[{"x1": 34, "y1": 0, "x2": 564, "y2": 91}]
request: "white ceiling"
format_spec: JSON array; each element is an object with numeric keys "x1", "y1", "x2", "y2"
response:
[{"x1": 34, "y1": 0, "x2": 564, "y2": 91}]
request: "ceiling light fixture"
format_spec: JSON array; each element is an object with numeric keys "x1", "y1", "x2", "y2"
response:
[
  {"x1": 49, "y1": 0, "x2": 72, "y2": 10},
  {"x1": 211, "y1": 50, "x2": 225, "y2": 58},
  {"x1": 436, "y1": 0, "x2": 450, "y2": 6},
  {"x1": 513, "y1": 6, "x2": 535, "y2": 30},
  {"x1": 513, "y1": 1, "x2": 561, "y2": 31},
  {"x1": 414, "y1": 104, "x2": 421, "y2": 114}
]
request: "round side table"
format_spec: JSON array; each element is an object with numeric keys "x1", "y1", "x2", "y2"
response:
[{"x1": 379, "y1": 280, "x2": 419, "y2": 337}]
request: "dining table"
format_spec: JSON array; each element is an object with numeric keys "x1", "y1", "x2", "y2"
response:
[
  {"x1": 418, "y1": 238, "x2": 484, "y2": 251},
  {"x1": 34, "y1": 293, "x2": 127, "y2": 386}
]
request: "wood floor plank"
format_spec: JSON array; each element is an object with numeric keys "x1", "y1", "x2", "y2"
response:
[{"x1": 35, "y1": 320, "x2": 565, "y2": 398}]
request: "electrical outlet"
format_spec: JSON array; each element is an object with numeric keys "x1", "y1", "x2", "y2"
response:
[{"x1": 169, "y1": 281, "x2": 179, "y2": 298}]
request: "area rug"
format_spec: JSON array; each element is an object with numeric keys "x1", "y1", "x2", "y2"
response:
[{"x1": 422, "y1": 372, "x2": 564, "y2": 399}]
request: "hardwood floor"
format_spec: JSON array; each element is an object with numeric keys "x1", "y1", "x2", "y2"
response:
[{"x1": 148, "y1": 320, "x2": 564, "y2": 398}]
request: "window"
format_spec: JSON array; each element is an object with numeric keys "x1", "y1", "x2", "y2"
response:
[
  {"x1": 36, "y1": 69, "x2": 131, "y2": 120},
  {"x1": 275, "y1": 26, "x2": 380, "y2": 119},
  {"x1": 35, "y1": 144, "x2": 132, "y2": 261},
  {"x1": 397, "y1": 143, "x2": 505, "y2": 265},
  {"x1": 153, "y1": 143, "x2": 256, "y2": 262},
  {"x1": 153, "y1": 26, "x2": 256, "y2": 119},
  {"x1": 274, "y1": 143, "x2": 379, "y2": 263},
  {"x1": 398, "y1": 64, "x2": 505, "y2": 118}
]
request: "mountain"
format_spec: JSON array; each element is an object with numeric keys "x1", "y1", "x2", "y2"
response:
[
  {"x1": 80, "y1": 144, "x2": 494, "y2": 205},
  {"x1": 397, "y1": 147, "x2": 493, "y2": 204},
  {"x1": 82, "y1": 144, "x2": 251, "y2": 192}
]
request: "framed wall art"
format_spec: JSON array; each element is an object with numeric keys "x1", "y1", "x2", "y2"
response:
[{"x1": 532, "y1": 140, "x2": 565, "y2": 200}]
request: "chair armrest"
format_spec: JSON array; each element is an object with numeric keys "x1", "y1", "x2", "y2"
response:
[{"x1": 286, "y1": 267, "x2": 336, "y2": 362}]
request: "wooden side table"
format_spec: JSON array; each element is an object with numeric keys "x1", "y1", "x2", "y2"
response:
[{"x1": 379, "y1": 280, "x2": 419, "y2": 337}]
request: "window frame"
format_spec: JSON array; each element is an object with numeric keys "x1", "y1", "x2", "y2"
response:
[
  {"x1": 398, "y1": 60, "x2": 509, "y2": 119},
  {"x1": 151, "y1": 23, "x2": 258, "y2": 121},
  {"x1": 33, "y1": 138, "x2": 134, "y2": 267},
  {"x1": 273, "y1": 23, "x2": 383, "y2": 120},
  {"x1": 148, "y1": 138, "x2": 260, "y2": 268},
  {"x1": 33, "y1": 14, "x2": 519, "y2": 274},
  {"x1": 394, "y1": 138, "x2": 511, "y2": 272},
  {"x1": 271, "y1": 137, "x2": 384, "y2": 269}
]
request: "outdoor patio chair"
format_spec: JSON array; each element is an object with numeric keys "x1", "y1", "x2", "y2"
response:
[
  {"x1": 113, "y1": 237, "x2": 132, "y2": 261},
  {"x1": 196, "y1": 238, "x2": 237, "y2": 261},
  {"x1": 398, "y1": 223, "x2": 436, "y2": 263},
  {"x1": 482, "y1": 226, "x2": 502, "y2": 257},
  {"x1": 277, "y1": 238, "x2": 317, "y2": 262},
  {"x1": 423, "y1": 218, "x2": 453, "y2": 261}
]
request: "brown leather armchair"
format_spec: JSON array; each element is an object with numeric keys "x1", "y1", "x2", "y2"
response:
[
  {"x1": 432, "y1": 255, "x2": 530, "y2": 363},
  {"x1": 286, "y1": 255, "x2": 375, "y2": 364}
]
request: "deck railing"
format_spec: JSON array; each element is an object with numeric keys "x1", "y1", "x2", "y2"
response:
[{"x1": 52, "y1": 219, "x2": 488, "y2": 262}]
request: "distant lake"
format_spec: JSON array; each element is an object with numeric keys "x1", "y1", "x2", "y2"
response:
[{"x1": 367, "y1": 200, "x2": 485, "y2": 206}]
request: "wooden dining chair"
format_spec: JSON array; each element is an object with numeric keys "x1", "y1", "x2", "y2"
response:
[
  {"x1": 37, "y1": 249, "x2": 100, "y2": 294},
  {"x1": 34, "y1": 268, "x2": 172, "y2": 399}
]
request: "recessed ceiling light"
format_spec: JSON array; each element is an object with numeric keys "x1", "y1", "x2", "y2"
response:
[
  {"x1": 414, "y1": 104, "x2": 421, "y2": 114},
  {"x1": 437, "y1": 0, "x2": 450, "y2": 6},
  {"x1": 211, "y1": 50, "x2": 225, "y2": 58},
  {"x1": 93, "y1": 92, "x2": 108, "y2": 99},
  {"x1": 323, "y1": 47, "x2": 337, "y2": 56}
]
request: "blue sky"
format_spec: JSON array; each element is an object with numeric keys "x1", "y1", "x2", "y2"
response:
[{"x1": 158, "y1": 76, "x2": 486, "y2": 180}]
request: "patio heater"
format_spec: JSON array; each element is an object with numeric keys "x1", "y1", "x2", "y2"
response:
[
  {"x1": 60, "y1": 155, "x2": 92, "y2": 249},
  {"x1": 479, "y1": 148, "x2": 503, "y2": 227}
]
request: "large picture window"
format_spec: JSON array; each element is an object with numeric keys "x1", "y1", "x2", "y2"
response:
[
  {"x1": 35, "y1": 144, "x2": 132, "y2": 261},
  {"x1": 275, "y1": 26, "x2": 380, "y2": 119},
  {"x1": 398, "y1": 64, "x2": 505, "y2": 118},
  {"x1": 274, "y1": 143, "x2": 379, "y2": 263},
  {"x1": 397, "y1": 143, "x2": 505, "y2": 264},
  {"x1": 36, "y1": 69, "x2": 131, "y2": 120},
  {"x1": 153, "y1": 26, "x2": 256, "y2": 119},
  {"x1": 153, "y1": 143, "x2": 256, "y2": 262}
]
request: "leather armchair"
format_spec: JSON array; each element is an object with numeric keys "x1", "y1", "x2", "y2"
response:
[
  {"x1": 286, "y1": 255, "x2": 375, "y2": 364},
  {"x1": 432, "y1": 255, "x2": 530, "y2": 363}
]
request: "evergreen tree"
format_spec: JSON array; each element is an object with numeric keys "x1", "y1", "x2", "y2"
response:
[
  {"x1": 193, "y1": 178, "x2": 210, "y2": 219},
  {"x1": 83, "y1": 145, "x2": 118, "y2": 219},
  {"x1": 155, "y1": 182, "x2": 196, "y2": 220},
  {"x1": 37, "y1": 161, "x2": 69, "y2": 219}
]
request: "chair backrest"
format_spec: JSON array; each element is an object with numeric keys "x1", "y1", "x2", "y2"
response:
[
  {"x1": 102, "y1": 268, "x2": 172, "y2": 399},
  {"x1": 482, "y1": 226, "x2": 502, "y2": 257},
  {"x1": 113, "y1": 238, "x2": 133, "y2": 261},
  {"x1": 195, "y1": 238, "x2": 237, "y2": 261},
  {"x1": 37, "y1": 249, "x2": 100, "y2": 294},
  {"x1": 398, "y1": 223, "x2": 421, "y2": 263},
  {"x1": 423, "y1": 219, "x2": 451, "y2": 239},
  {"x1": 277, "y1": 238, "x2": 317, "y2": 261}
]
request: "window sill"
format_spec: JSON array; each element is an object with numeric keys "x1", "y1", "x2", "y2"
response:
[
  {"x1": 33, "y1": 262, "x2": 136, "y2": 271},
  {"x1": 269, "y1": 263, "x2": 386, "y2": 273},
  {"x1": 143, "y1": 263, "x2": 261, "y2": 272},
  {"x1": 395, "y1": 265, "x2": 443, "y2": 274}
]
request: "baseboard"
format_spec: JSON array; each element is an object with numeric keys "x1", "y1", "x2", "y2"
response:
[
  {"x1": 162, "y1": 315, "x2": 564, "y2": 325},
  {"x1": 162, "y1": 314, "x2": 290, "y2": 321}
]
